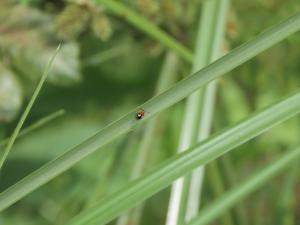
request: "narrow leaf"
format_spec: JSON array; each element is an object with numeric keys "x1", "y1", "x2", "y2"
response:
[
  {"x1": 94, "y1": 0, "x2": 193, "y2": 63},
  {"x1": 0, "y1": 44, "x2": 61, "y2": 169}
]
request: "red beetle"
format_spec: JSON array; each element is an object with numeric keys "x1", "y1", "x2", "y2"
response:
[{"x1": 136, "y1": 109, "x2": 145, "y2": 120}]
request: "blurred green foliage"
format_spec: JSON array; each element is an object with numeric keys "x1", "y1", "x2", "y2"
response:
[{"x1": 0, "y1": 0, "x2": 300, "y2": 225}]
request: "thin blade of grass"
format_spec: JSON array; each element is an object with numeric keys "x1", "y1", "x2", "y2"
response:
[
  {"x1": 186, "y1": 146, "x2": 300, "y2": 225},
  {"x1": 66, "y1": 91, "x2": 300, "y2": 225},
  {"x1": 0, "y1": 109, "x2": 65, "y2": 148},
  {"x1": 94, "y1": 0, "x2": 193, "y2": 63},
  {"x1": 0, "y1": 13, "x2": 300, "y2": 211},
  {"x1": 0, "y1": 44, "x2": 61, "y2": 170},
  {"x1": 166, "y1": 1, "x2": 230, "y2": 224},
  {"x1": 83, "y1": 45, "x2": 129, "y2": 66}
]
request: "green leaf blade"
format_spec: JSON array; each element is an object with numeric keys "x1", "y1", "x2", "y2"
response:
[{"x1": 0, "y1": 44, "x2": 61, "y2": 169}]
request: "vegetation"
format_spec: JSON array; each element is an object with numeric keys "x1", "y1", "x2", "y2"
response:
[{"x1": 0, "y1": 1, "x2": 299, "y2": 225}]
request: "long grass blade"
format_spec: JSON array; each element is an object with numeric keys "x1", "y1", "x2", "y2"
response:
[
  {"x1": 94, "y1": 0, "x2": 193, "y2": 62},
  {"x1": 0, "y1": 44, "x2": 61, "y2": 169},
  {"x1": 166, "y1": 1, "x2": 230, "y2": 224}
]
